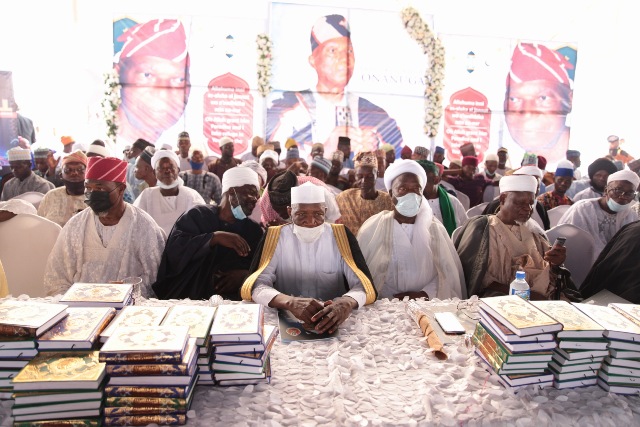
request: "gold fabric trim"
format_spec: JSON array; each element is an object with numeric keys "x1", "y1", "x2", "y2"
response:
[
  {"x1": 330, "y1": 224, "x2": 377, "y2": 305},
  {"x1": 240, "y1": 225, "x2": 282, "y2": 301}
]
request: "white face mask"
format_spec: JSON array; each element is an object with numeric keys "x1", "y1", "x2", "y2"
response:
[
  {"x1": 394, "y1": 193, "x2": 422, "y2": 217},
  {"x1": 293, "y1": 223, "x2": 325, "y2": 243},
  {"x1": 156, "y1": 176, "x2": 183, "y2": 190}
]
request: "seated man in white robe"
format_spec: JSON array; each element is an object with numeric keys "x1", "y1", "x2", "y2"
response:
[
  {"x1": 133, "y1": 150, "x2": 205, "y2": 235},
  {"x1": 241, "y1": 182, "x2": 376, "y2": 334},
  {"x1": 558, "y1": 169, "x2": 639, "y2": 263},
  {"x1": 357, "y1": 159, "x2": 466, "y2": 300},
  {"x1": 44, "y1": 156, "x2": 165, "y2": 297}
]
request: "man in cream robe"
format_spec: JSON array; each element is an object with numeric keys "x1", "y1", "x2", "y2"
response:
[
  {"x1": 357, "y1": 159, "x2": 466, "y2": 300},
  {"x1": 133, "y1": 150, "x2": 205, "y2": 235},
  {"x1": 44, "y1": 157, "x2": 165, "y2": 297}
]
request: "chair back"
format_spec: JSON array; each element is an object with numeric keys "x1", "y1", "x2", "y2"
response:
[
  {"x1": 466, "y1": 202, "x2": 488, "y2": 218},
  {"x1": 546, "y1": 223, "x2": 596, "y2": 289},
  {"x1": 0, "y1": 214, "x2": 61, "y2": 297},
  {"x1": 483, "y1": 185, "x2": 499, "y2": 203},
  {"x1": 451, "y1": 225, "x2": 463, "y2": 244},
  {"x1": 547, "y1": 205, "x2": 571, "y2": 228},
  {"x1": 12, "y1": 191, "x2": 45, "y2": 210},
  {"x1": 455, "y1": 191, "x2": 470, "y2": 211}
]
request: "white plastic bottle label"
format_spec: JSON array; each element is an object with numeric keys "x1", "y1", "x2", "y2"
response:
[{"x1": 511, "y1": 288, "x2": 530, "y2": 300}]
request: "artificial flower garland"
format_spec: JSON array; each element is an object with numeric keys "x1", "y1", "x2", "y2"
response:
[
  {"x1": 401, "y1": 7, "x2": 445, "y2": 138},
  {"x1": 101, "y1": 69, "x2": 121, "y2": 142},
  {"x1": 256, "y1": 33, "x2": 273, "y2": 97}
]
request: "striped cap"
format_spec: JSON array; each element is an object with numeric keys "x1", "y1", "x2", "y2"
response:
[
  {"x1": 311, "y1": 15, "x2": 350, "y2": 52},
  {"x1": 86, "y1": 157, "x2": 127, "y2": 183},
  {"x1": 508, "y1": 42, "x2": 573, "y2": 86},
  {"x1": 117, "y1": 19, "x2": 188, "y2": 63}
]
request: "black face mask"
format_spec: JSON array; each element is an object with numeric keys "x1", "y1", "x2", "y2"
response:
[
  {"x1": 64, "y1": 180, "x2": 85, "y2": 196},
  {"x1": 85, "y1": 188, "x2": 117, "y2": 214}
]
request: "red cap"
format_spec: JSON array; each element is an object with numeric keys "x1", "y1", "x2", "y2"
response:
[
  {"x1": 508, "y1": 43, "x2": 573, "y2": 86},
  {"x1": 462, "y1": 156, "x2": 479, "y2": 168},
  {"x1": 86, "y1": 157, "x2": 127, "y2": 183},
  {"x1": 118, "y1": 19, "x2": 188, "y2": 63},
  {"x1": 401, "y1": 146, "x2": 412, "y2": 156}
]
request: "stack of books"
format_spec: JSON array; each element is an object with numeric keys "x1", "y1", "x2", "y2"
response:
[
  {"x1": 159, "y1": 305, "x2": 217, "y2": 386},
  {"x1": 531, "y1": 301, "x2": 607, "y2": 389},
  {"x1": 38, "y1": 307, "x2": 116, "y2": 352},
  {"x1": 59, "y1": 282, "x2": 134, "y2": 309},
  {"x1": 210, "y1": 304, "x2": 276, "y2": 386},
  {"x1": 0, "y1": 300, "x2": 68, "y2": 400},
  {"x1": 99, "y1": 325, "x2": 196, "y2": 426},
  {"x1": 576, "y1": 303, "x2": 640, "y2": 394},
  {"x1": 473, "y1": 296, "x2": 562, "y2": 390},
  {"x1": 10, "y1": 351, "x2": 105, "y2": 423}
]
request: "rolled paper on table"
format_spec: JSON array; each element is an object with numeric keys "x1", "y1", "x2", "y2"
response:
[{"x1": 417, "y1": 313, "x2": 448, "y2": 360}]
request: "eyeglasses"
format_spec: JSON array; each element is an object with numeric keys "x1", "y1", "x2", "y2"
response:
[{"x1": 608, "y1": 188, "x2": 638, "y2": 199}]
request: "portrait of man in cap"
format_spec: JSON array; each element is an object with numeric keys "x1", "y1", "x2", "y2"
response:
[
  {"x1": 114, "y1": 18, "x2": 191, "y2": 147},
  {"x1": 266, "y1": 14, "x2": 403, "y2": 158}
]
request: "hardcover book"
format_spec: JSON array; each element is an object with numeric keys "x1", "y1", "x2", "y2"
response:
[
  {"x1": 0, "y1": 300, "x2": 68, "y2": 338},
  {"x1": 573, "y1": 303, "x2": 640, "y2": 342},
  {"x1": 0, "y1": 337, "x2": 36, "y2": 349},
  {"x1": 106, "y1": 338, "x2": 197, "y2": 377},
  {"x1": 104, "y1": 406, "x2": 185, "y2": 416},
  {"x1": 553, "y1": 377, "x2": 598, "y2": 389},
  {"x1": 161, "y1": 306, "x2": 217, "y2": 346},
  {"x1": 100, "y1": 326, "x2": 189, "y2": 362},
  {"x1": 105, "y1": 382, "x2": 194, "y2": 409},
  {"x1": 604, "y1": 356, "x2": 640, "y2": 369},
  {"x1": 479, "y1": 311, "x2": 555, "y2": 344},
  {"x1": 549, "y1": 367, "x2": 598, "y2": 382},
  {"x1": 13, "y1": 409, "x2": 102, "y2": 422},
  {"x1": 597, "y1": 370, "x2": 640, "y2": 386},
  {"x1": 213, "y1": 356, "x2": 270, "y2": 375},
  {"x1": 0, "y1": 348, "x2": 38, "y2": 358},
  {"x1": 59, "y1": 282, "x2": 133, "y2": 308},
  {"x1": 106, "y1": 371, "x2": 196, "y2": 387},
  {"x1": 12, "y1": 399, "x2": 102, "y2": 416},
  {"x1": 531, "y1": 300, "x2": 605, "y2": 339},
  {"x1": 548, "y1": 360, "x2": 602, "y2": 374},
  {"x1": 13, "y1": 389, "x2": 103, "y2": 406},
  {"x1": 100, "y1": 306, "x2": 170, "y2": 343},
  {"x1": 557, "y1": 340, "x2": 609, "y2": 351},
  {"x1": 213, "y1": 325, "x2": 278, "y2": 367},
  {"x1": 10, "y1": 351, "x2": 105, "y2": 391},
  {"x1": 605, "y1": 339, "x2": 640, "y2": 351},
  {"x1": 609, "y1": 349, "x2": 640, "y2": 359},
  {"x1": 38, "y1": 307, "x2": 116, "y2": 350},
  {"x1": 103, "y1": 414, "x2": 186, "y2": 426},
  {"x1": 210, "y1": 304, "x2": 264, "y2": 343},
  {"x1": 473, "y1": 322, "x2": 554, "y2": 365},
  {"x1": 479, "y1": 296, "x2": 562, "y2": 337},
  {"x1": 105, "y1": 380, "x2": 195, "y2": 399},
  {"x1": 13, "y1": 420, "x2": 102, "y2": 427},
  {"x1": 597, "y1": 378, "x2": 640, "y2": 395},
  {"x1": 278, "y1": 309, "x2": 338, "y2": 342},
  {"x1": 498, "y1": 372, "x2": 554, "y2": 387},
  {"x1": 600, "y1": 362, "x2": 640, "y2": 377},
  {"x1": 475, "y1": 349, "x2": 547, "y2": 376},
  {"x1": 553, "y1": 348, "x2": 609, "y2": 361},
  {"x1": 609, "y1": 303, "x2": 640, "y2": 328}
]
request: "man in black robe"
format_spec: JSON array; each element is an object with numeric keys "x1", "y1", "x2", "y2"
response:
[
  {"x1": 580, "y1": 221, "x2": 640, "y2": 303},
  {"x1": 152, "y1": 167, "x2": 264, "y2": 300}
]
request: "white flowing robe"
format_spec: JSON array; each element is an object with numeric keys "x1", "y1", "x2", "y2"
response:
[
  {"x1": 426, "y1": 193, "x2": 469, "y2": 229},
  {"x1": 133, "y1": 184, "x2": 205, "y2": 236},
  {"x1": 357, "y1": 197, "x2": 466, "y2": 300},
  {"x1": 37, "y1": 186, "x2": 86, "y2": 227},
  {"x1": 44, "y1": 204, "x2": 165, "y2": 297},
  {"x1": 558, "y1": 198, "x2": 639, "y2": 263},
  {"x1": 572, "y1": 187, "x2": 602, "y2": 202},
  {"x1": 252, "y1": 224, "x2": 367, "y2": 308}
]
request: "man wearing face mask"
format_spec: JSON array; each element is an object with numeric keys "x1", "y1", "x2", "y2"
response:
[
  {"x1": 241, "y1": 182, "x2": 376, "y2": 334},
  {"x1": 37, "y1": 150, "x2": 88, "y2": 227},
  {"x1": 357, "y1": 159, "x2": 466, "y2": 301},
  {"x1": 455, "y1": 175, "x2": 574, "y2": 300},
  {"x1": 125, "y1": 138, "x2": 154, "y2": 200},
  {"x1": 152, "y1": 167, "x2": 264, "y2": 300},
  {"x1": 558, "y1": 169, "x2": 639, "y2": 264},
  {"x1": 179, "y1": 149, "x2": 222, "y2": 206},
  {"x1": 44, "y1": 156, "x2": 165, "y2": 297},
  {"x1": 133, "y1": 150, "x2": 205, "y2": 236}
]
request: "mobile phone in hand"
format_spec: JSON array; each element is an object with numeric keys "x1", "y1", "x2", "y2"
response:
[{"x1": 553, "y1": 237, "x2": 566, "y2": 247}]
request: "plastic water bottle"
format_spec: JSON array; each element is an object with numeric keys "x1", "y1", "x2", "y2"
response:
[{"x1": 509, "y1": 271, "x2": 530, "y2": 300}]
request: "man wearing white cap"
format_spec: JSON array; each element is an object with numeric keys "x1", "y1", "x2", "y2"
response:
[
  {"x1": 482, "y1": 153, "x2": 502, "y2": 183},
  {"x1": 259, "y1": 149, "x2": 280, "y2": 183},
  {"x1": 558, "y1": 169, "x2": 639, "y2": 263},
  {"x1": 133, "y1": 150, "x2": 205, "y2": 235},
  {"x1": 207, "y1": 136, "x2": 241, "y2": 182},
  {"x1": 357, "y1": 159, "x2": 466, "y2": 301},
  {"x1": 536, "y1": 160, "x2": 575, "y2": 211},
  {"x1": 1, "y1": 147, "x2": 54, "y2": 201},
  {"x1": 241, "y1": 181, "x2": 376, "y2": 334},
  {"x1": 455, "y1": 174, "x2": 571, "y2": 299},
  {"x1": 153, "y1": 167, "x2": 264, "y2": 300}
]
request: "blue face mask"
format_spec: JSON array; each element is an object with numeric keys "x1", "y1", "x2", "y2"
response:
[
  {"x1": 394, "y1": 193, "x2": 422, "y2": 217},
  {"x1": 189, "y1": 160, "x2": 204, "y2": 170},
  {"x1": 231, "y1": 188, "x2": 247, "y2": 220},
  {"x1": 607, "y1": 197, "x2": 631, "y2": 213}
]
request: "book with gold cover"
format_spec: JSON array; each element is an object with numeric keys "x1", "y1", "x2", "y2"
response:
[
  {"x1": 100, "y1": 326, "x2": 189, "y2": 363},
  {"x1": 100, "y1": 306, "x2": 169, "y2": 342},
  {"x1": 10, "y1": 351, "x2": 105, "y2": 391},
  {"x1": 210, "y1": 304, "x2": 264, "y2": 343},
  {"x1": 609, "y1": 303, "x2": 640, "y2": 328},
  {"x1": 161, "y1": 305, "x2": 217, "y2": 346},
  {"x1": 105, "y1": 381, "x2": 194, "y2": 399},
  {"x1": 13, "y1": 420, "x2": 101, "y2": 427},
  {"x1": 480, "y1": 296, "x2": 562, "y2": 337},
  {"x1": 105, "y1": 387, "x2": 193, "y2": 409},
  {"x1": 472, "y1": 322, "x2": 553, "y2": 366},
  {"x1": 106, "y1": 338, "x2": 197, "y2": 377},
  {"x1": 573, "y1": 303, "x2": 640, "y2": 342},
  {"x1": 0, "y1": 300, "x2": 68, "y2": 338},
  {"x1": 531, "y1": 300, "x2": 605, "y2": 339},
  {"x1": 59, "y1": 282, "x2": 133, "y2": 308},
  {"x1": 104, "y1": 414, "x2": 186, "y2": 426},
  {"x1": 38, "y1": 307, "x2": 116, "y2": 350},
  {"x1": 104, "y1": 406, "x2": 185, "y2": 416}
]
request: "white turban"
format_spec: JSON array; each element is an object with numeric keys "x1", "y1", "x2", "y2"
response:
[
  {"x1": 608, "y1": 169, "x2": 640, "y2": 188},
  {"x1": 161, "y1": 143, "x2": 173, "y2": 150},
  {"x1": 219, "y1": 136, "x2": 234, "y2": 147},
  {"x1": 238, "y1": 161, "x2": 267, "y2": 187},
  {"x1": 7, "y1": 147, "x2": 31, "y2": 162},
  {"x1": 383, "y1": 159, "x2": 427, "y2": 191},
  {"x1": 222, "y1": 166, "x2": 260, "y2": 195},
  {"x1": 485, "y1": 153, "x2": 499, "y2": 162},
  {"x1": 0, "y1": 199, "x2": 37, "y2": 215},
  {"x1": 513, "y1": 165, "x2": 542, "y2": 178},
  {"x1": 259, "y1": 150, "x2": 279, "y2": 165},
  {"x1": 71, "y1": 142, "x2": 87, "y2": 152},
  {"x1": 86, "y1": 144, "x2": 110, "y2": 157},
  {"x1": 291, "y1": 182, "x2": 325, "y2": 204},
  {"x1": 151, "y1": 150, "x2": 180, "y2": 170},
  {"x1": 499, "y1": 175, "x2": 538, "y2": 194}
]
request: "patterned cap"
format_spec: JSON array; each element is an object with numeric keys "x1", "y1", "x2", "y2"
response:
[
  {"x1": 414, "y1": 146, "x2": 429, "y2": 157},
  {"x1": 310, "y1": 15, "x2": 350, "y2": 52},
  {"x1": 117, "y1": 19, "x2": 188, "y2": 63},
  {"x1": 311, "y1": 156, "x2": 332, "y2": 174},
  {"x1": 62, "y1": 150, "x2": 88, "y2": 166},
  {"x1": 508, "y1": 42, "x2": 573, "y2": 86},
  {"x1": 7, "y1": 147, "x2": 31, "y2": 162},
  {"x1": 86, "y1": 157, "x2": 127, "y2": 183},
  {"x1": 354, "y1": 152, "x2": 377, "y2": 169},
  {"x1": 33, "y1": 148, "x2": 50, "y2": 159}
]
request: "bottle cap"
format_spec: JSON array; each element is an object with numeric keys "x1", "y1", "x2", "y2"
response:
[{"x1": 516, "y1": 271, "x2": 526, "y2": 280}]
